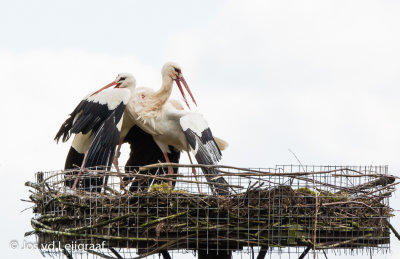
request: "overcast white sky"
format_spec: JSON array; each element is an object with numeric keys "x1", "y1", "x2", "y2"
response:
[{"x1": 1, "y1": 0, "x2": 400, "y2": 258}]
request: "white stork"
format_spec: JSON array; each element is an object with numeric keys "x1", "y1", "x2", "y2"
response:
[
  {"x1": 54, "y1": 73, "x2": 136, "y2": 190},
  {"x1": 124, "y1": 62, "x2": 229, "y2": 194}
]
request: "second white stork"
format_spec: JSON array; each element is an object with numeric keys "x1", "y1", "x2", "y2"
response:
[
  {"x1": 126, "y1": 62, "x2": 229, "y2": 194},
  {"x1": 54, "y1": 73, "x2": 136, "y2": 190}
]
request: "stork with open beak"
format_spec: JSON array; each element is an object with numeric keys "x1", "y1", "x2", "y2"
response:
[{"x1": 122, "y1": 62, "x2": 229, "y2": 195}]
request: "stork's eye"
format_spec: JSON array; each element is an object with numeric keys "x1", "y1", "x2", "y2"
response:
[
  {"x1": 119, "y1": 77, "x2": 126, "y2": 81},
  {"x1": 174, "y1": 68, "x2": 181, "y2": 73}
]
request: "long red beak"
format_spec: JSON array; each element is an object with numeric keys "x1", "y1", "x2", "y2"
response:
[
  {"x1": 89, "y1": 81, "x2": 119, "y2": 97},
  {"x1": 180, "y1": 76, "x2": 197, "y2": 106},
  {"x1": 175, "y1": 76, "x2": 197, "y2": 109}
]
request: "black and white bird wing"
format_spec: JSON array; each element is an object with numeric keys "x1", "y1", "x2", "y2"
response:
[
  {"x1": 54, "y1": 88, "x2": 130, "y2": 143},
  {"x1": 180, "y1": 113, "x2": 222, "y2": 164},
  {"x1": 180, "y1": 113, "x2": 228, "y2": 195},
  {"x1": 85, "y1": 109, "x2": 123, "y2": 168}
]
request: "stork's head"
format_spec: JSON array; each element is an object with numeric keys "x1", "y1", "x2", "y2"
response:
[
  {"x1": 162, "y1": 62, "x2": 197, "y2": 109},
  {"x1": 114, "y1": 73, "x2": 136, "y2": 89},
  {"x1": 162, "y1": 62, "x2": 182, "y2": 80},
  {"x1": 90, "y1": 73, "x2": 136, "y2": 96}
]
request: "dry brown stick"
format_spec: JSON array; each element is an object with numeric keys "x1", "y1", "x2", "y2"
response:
[
  {"x1": 140, "y1": 163, "x2": 363, "y2": 176},
  {"x1": 32, "y1": 224, "x2": 158, "y2": 242},
  {"x1": 140, "y1": 210, "x2": 188, "y2": 228},
  {"x1": 351, "y1": 176, "x2": 395, "y2": 190},
  {"x1": 331, "y1": 174, "x2": 396, "y2": 178},
  {"x1": 41, "y1": 165, "x2": 382, "y2": 184},
  {"x1": 42, "y1": 168, "x2": 114, "y2": 183},
  {"x1": 357, "y1": 182, "x2": 399, "y2": 198},
  {"x1": 40, "y1": 215, "x2": 81, "y2": 223},
  {"x1": 124, "y1": 173, "x2": 243, "y2": 189},
  {"x1": 60, "y1": 171, "x2": 244, "y2": 190},
  {"x1": 316, "y1": 233, "x2": 373, "y2": 249},
  {"x1": 321, "y1": 201, "x2": 378, "y2": 213},
  {"x1": 65, "y1": 211, "x2": 138, "y2": 232},
  {"x1": 31, "y1": 218, "x2": 52, "y2": 230},
  {"x1": 292, "y1": 175, "x2": 371, "y2": 193},
  {"x1": 55, "y1": 169, "x2": 388, "y2": 182}
]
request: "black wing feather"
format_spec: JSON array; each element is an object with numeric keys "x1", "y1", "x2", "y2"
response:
[
  {"x1": 71, "y1": 101, "x2": 111, "y2": 134},
  {"x1": 54, "y1": 99, "x2": 125, "y2": 143},
  {"x1": 54, "y1": 100, "x2": 86, "y2": 143},
  {"x1": 85, "y1": 110, "x2": 120, "y2": 169},
  {"x1": 183, "y1": 128, "x2": 229, "y2": 195}
]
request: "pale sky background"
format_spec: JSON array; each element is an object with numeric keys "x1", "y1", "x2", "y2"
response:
[{"x1": 1, "y1": 0, "x2": 400, "y2": 258}]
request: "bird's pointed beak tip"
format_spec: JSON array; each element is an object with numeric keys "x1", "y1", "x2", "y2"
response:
[
  {"x1": 180, "y1": 76, "x2": 197, "y2": 106},
  {"x1": 90, "y1": 81, "x2": 118, "y2": 96},
  {"x1": 175, "y1": 79, "x2": 191, "y2": 110}
]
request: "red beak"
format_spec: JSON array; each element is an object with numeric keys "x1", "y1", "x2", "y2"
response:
[
  {"x1": 180, "y1": 76, "x2": 197, "y2": 106},
  {"x1": 175, "y1": 75, "x2": 197, "y2": 109},
  {"x1": 175, "y1": 79, "x2": 190, "y2": 109},
  {"x1": 89, "y1": 81, "x2": 119, "y2": 97}
]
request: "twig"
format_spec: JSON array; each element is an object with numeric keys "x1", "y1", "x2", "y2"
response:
[
  {"x1": 140, "y1": 210, "x2": 188, "y2": 228},
  {"x1": 317, "y1": 233, "x2": 373, "y2": 249},
  {"x1": 31, "y1": 218, "x2": 52, "y2": 230},
  {"x1": 32, "y1": 224, "x2": 158, "y2": 242},
  {"x1": 65, "y1": 212, "x2": 138, "y2": 232},
  {"x1": 139, "y1": 163, "x2": 364, "y2": 177},
  {"x1": 124, "y1": 173, "x2": 243, "y2": 189},
  {"x1": 357, "y1": 182, "x2": 399, "y2": 198},
  {"x1": 321, "y1": 201, "x2": 378, "y2": 213},
  {"x1": 24, "y1": 231, "x2": 35, "y2": 237}
]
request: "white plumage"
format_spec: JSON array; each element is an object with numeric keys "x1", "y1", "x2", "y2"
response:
[
  {"x1": 122, "y1": 62, "x2": 229, "y2": 194},
  {"x1": 86, "y1": 87, "x2": 132, "y2": 110}
]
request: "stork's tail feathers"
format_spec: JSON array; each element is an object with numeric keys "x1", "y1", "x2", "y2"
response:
[
  {"x1": 214, "y1": 136, "x2": 229, "y2": 151},
  {"x1": 199, "y1": 168, "x2": 230, "y2": 195}
]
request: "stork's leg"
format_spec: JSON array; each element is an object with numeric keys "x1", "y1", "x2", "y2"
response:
[
  {"x1": 186, "y1": 152, "x2": 201, "y2": 193},
  {"x1": 162, "y1": 152, "x2": 174, "y2": 188},
  {"x1": 113, "y1": 138, "x2": 127, "y2": 189},
  {"x1": 113, "y1": 138, "x2": 124, "y2": 171},
  {"x1": 72, "y1": 150, "x2": 88, "y2": 190}
]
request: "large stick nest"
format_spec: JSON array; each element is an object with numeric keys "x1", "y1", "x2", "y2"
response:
[{"x1": 25, "y1": 165, "x2": 397, "y2": 257}]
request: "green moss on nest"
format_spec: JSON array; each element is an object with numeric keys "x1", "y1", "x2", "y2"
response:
[
  {"x1": 297, "y1": 187, "x2": 316, "y2": 195},
  {"x1": 149, "y1": 183, "x2": 171, "y2": 193}
]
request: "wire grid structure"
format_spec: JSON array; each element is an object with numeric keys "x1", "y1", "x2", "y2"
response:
[{"x1": 26, "y1": 164, "x2": 396, "y2": 259}]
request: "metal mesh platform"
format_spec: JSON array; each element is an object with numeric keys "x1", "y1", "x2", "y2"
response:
[{"x1": 25, "y1": 165, "x2": 395, "y2": 258}]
